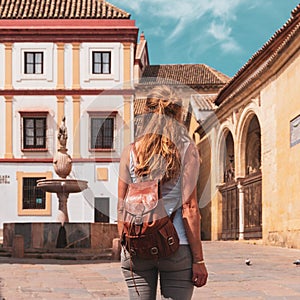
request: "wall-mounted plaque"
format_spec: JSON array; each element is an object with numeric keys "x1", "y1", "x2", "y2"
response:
[
  {"x1": 290, "y1": 115, "x2": 300, "y2": 147},
  {"x1": 0, "y1": 175, "x2": 10, "y2": 184}
]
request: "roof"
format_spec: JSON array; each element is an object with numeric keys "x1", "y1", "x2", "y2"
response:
[
  {"x1": 138, "y1": 64, "x2": 230, "y2": 88},
  {"x1": 0, "y1": 0, "x2": 130, "y2": 19},
  {"x1": 215, "y1": 3, "x2": 300, "y2": 106},
  {"x1": 191, "y1": 94, "x2": 217, "y2": 111},
  {"x1": 134, "y1": 98, "x2": 147, "y2": 116}
]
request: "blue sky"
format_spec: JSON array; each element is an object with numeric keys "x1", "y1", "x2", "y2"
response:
[{"x1": 109, "y1": 0, "x2": 299, "y2": 77}]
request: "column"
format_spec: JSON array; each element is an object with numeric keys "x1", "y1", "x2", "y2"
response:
[
  {"x1": 72, "y1": 43, "x2": 80, "y2": 89},
  {"x1": 123, "y1": 95, "x2": 132, "y2": 147},
  {"x1": 56, "y1": 43, "x2": 65, "y2": 89},
  {"x1": 5, "y1": 96, "x2": 13, "y2": 158},
  {"x1": 238, "y1": 181, "x2": 245, "y2": 240},
  {"x1": 4, "y1": 43, "x2": 13, "y2": 89},
  {"x1": 122, "y1": 42, "x2": 131, "y2": 89},
  {"x1": 72, "y1": 95, "x2": 81, "y2": 158}
]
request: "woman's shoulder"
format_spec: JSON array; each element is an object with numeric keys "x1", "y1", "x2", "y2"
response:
[
  {"x1": 183, "y1": 140, "x2": 199, "y2": 163},
  {"x1": 120, "y1": 143, "x2": 132, "y2": 168}
]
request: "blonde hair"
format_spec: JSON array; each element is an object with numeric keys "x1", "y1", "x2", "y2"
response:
[{"x1": 135, "y1": 85, "x2": 185, "y2": 183}]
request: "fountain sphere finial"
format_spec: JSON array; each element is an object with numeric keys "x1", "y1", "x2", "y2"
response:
[
  {"x1": 57, "y1": 116, "x2": 68, "y2": 150},
  {"x1": 53, "y1": 116, "x2": 72, "y2": 178}
]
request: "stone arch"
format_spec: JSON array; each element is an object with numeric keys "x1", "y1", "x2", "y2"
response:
[
  {"x1": 236, "y1": 104, "x2": 262, "y2": 178},
  {"x1": 236, "y1": 104, "x2": 262, "y2": 239},
  {"x1": 216, "y1": 124, "x2": 239, "y2": 240},
  {"x1": 216, "y1": 122, "x2": 235, "y2": 184}
]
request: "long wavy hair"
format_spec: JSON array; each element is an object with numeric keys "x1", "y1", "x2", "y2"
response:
[{"x1": 135, "y1": 85, "x2": 186, "y2": 183}]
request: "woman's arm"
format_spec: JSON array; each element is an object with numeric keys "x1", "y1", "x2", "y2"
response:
[
  {"x1": 181, "y1": 143, "x2": 208, "y2": 287},
  {"x1": 117, "y1": 144, "x2": 131, "y2": 236}
]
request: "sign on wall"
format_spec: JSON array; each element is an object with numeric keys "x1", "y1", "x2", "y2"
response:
[
  {"x1": 290, "y1": 115, "x2": 300, "y2": 147},
  {"x1": 0, "y1": 175, "x2": 10, "y2": 184}
]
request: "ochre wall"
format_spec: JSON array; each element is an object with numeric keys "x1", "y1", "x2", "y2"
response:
[{"x1": 261, "y1": 51, "x2": 300, "y2": 248}]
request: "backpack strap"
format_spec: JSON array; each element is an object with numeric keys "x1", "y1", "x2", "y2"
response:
[{"x1": 131, "y1": 143, "x2": 139, "y2": 167}]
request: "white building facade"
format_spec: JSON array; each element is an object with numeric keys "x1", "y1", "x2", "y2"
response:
[{"x1": 0, "y1": 0, "x2": 148, "y2": 229}]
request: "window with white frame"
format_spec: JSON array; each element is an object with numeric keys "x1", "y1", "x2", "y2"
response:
[
  {"x1": 24, "y1": 52, "x2": 44, "y2": 74},
  {"x1": 89, "y1": 112, "x2": 116, "y2": 151},
  {"x1": 92, "y1": 51, "x2": 111, "y2": 74},
  {"x1": 20, "y1": 112, "x2": 47, "y2": 151}
]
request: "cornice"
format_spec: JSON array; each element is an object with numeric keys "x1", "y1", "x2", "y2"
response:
[
  {"x1": 0, "y1": 158, "x2": 120, "y2": 163},
  {"x1": 0, "y1": 89, "x2": 135, "y2": 96},
  {"x1": 0, "y1": 19, "x2": 138, "y2": 43}
]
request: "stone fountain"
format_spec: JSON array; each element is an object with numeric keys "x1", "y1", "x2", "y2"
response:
[
  {"x1": 37, "y1": 116, "x2": 88, "y2": 227},
  {"x1": 3, "y1": 117, "x2": 119, "y2": 255}
]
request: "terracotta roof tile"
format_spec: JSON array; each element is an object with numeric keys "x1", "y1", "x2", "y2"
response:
[
  {"x1": 134, "y1": 98, "x2": 147, "y2": 116},
  {"x1": 0, "y1": 0, "x2": 130, "y2": 19},
  {"x1": 139, "y1": 64, "x2": 230, "y2": 87},
  {"x1": 191, "y1": 94, "x2": 217, "y2": 111}
]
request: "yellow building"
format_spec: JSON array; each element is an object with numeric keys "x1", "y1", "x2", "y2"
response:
[{"x1": 193, "y1": 4, "x2": 300, "y2": 248}]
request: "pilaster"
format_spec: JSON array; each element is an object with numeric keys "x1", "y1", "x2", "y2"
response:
[
  {"x1": 72, "y1": 95, "x2": 81, "y2": 158},
  {"x1": 4, "y1": 43, "x2": 13, "y2": 89},
  {"x1": 4, "y1": 96, "x2": 13, "y2": 158},
  {"x1": 56, "y1": 96, "x2": 65, "y2": 128},
  {"x1": 122, "y1": 42, "x2": 131, "y2": 89},
  {"x1": 123, "y1": 95, "x2": 132, "y2": 147},
  {"x1": 72, "y1": 43, "x2": 81, "y2": 89},
  {"x1": 57, "y1": 43, "x2": 65, "y2": 89}
]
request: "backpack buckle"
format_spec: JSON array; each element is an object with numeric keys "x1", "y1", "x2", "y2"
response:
[
  {"x1": 134, "y1": 215, "x2": 143, "y2": 226},
  {"x1": 150, "y1": 247, "x2": 158, "y2": 255},
  {"x1": 130, "y1": 249, "x2": 137, "y2": 256},
  {"x1": 167, "y1": 236, "x2": 175, "y2": 246}
]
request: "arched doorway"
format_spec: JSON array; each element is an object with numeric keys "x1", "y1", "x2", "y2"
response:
[
  {"x1": 219, "y1": 131, "x2": 239, "y2": 240},
  {"x1": 243, "y1": 115, "x2": 262, "y2": 238}
]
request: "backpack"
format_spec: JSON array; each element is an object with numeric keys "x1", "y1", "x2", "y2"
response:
[{"x1": 121, "y1": 144, "x2": 180, "y2": 259}]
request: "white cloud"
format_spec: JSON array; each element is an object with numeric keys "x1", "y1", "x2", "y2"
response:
[
  {"x1": 207, "y1": 21, "x2": 241, "y2": 53},
  {"x1": 221, "y1": 39, "x2": 241, "y2": 53},
  {"x1": 109, "y1": 0, "x2": 246, "y2": 53},
  {"x1": 208, "y1": 22, "x2": 232, "y2": 41}
]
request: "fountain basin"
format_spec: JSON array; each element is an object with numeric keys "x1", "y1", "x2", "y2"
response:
[{"x1": 37, "y1": 179, "x2": 88, "y2": 193}]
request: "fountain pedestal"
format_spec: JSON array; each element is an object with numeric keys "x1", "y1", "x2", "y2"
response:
[
  {"x1": 37, "y1": 179, "x2": 88, "y2": 225},
  {"x1": 36, "y1": 117, "x2": 88, "y2": 247}
]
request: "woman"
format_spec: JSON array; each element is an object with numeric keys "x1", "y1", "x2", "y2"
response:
[{"x1": 118, "y1": 85, "x2": 208, "y2": 299}]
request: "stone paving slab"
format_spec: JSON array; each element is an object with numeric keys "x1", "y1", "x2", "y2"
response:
[{"x1": 0, "y1": 241, "x2": 299, "y2": 299}]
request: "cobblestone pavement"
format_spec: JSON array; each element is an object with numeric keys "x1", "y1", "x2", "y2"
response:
[{"x1": 0, "y1": 241, "x2": 300, "y2": 299}]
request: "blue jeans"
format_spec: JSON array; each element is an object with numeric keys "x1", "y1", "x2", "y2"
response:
[{"x1": 121, "y1": 245, "x2": 194, "y2": 300}]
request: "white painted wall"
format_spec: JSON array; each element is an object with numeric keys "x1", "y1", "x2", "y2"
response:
[
  {"x1": 80, "y1": 43, "x2": 123, "y2": 89},
  {"x1": 0, "y1": 44, "x2": 5, "y2": 89},
  {"x1": 0, "y1": 161, "x2": 120, "y2": 228},
  {"x1": 0, "y1": 96, "x2": 5, "y2": 157},
  {"x1": 12, "y1": 43, "x2": 57, "y2": 90},
  {"x1": 13, "y1": 96, "x2": 57, "y2": 158},
  {"x1": 0, "y1": 40, "x2": 130, "y2": 229},
  {"x1": 79, "y1": 95, "x2": 125, "y2": 159}
]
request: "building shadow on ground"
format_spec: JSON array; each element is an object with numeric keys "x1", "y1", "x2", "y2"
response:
[
  {"x1": 0, "y1": 277, "x2": 4, "y2": 300},
  {"x1": 0, "y1": 256, "x2": 120, "y2": 265}
]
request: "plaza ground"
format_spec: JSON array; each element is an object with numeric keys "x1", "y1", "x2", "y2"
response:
[{"x1": 0, "y1": 241, "x2": 300, "y2": 299}]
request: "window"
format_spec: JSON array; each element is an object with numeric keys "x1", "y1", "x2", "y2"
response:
[
  {"x1": 91, "y1": 117, "x2": 114, "y2": 150},
  {"x1": 17, "y1": 172, "x2": 52, "y2": 216},
  {"x1": 24, "y1": 52, "x2": 43, "y2": 74},
  {"x1": 23, "y1": 177, "x2": 46, "y2": 210},
  {"x1": 23, "y1": 116, "x2": 46, "y2": 150},
  {"x1": 92, "y1": 51, "x2": 111, "y2": 74}
]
